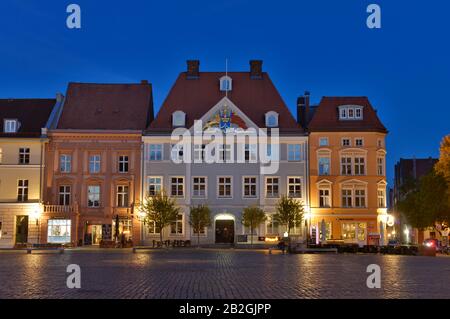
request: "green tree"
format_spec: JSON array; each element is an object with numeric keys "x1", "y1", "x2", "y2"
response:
[
  {"x1": 189, "y1": 204, "x2": 212, "y2": 247},
  {"x1": 241, "y1": 206, "x2": 267, "y2": 246},
  {"x1": 139, "y1": 191, "x2": 180, "y2": 246},
  {"x1": 435, "y1": 135, "x2": 450, "y2": 206},
  {"x1": 273, "y1": 195, "x2": 305, "y2": 236},
  {"x1": 398, "y1": 169, "x2": 450, "y2": 232}
]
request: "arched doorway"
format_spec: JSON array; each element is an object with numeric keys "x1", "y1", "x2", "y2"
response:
[{"x1": 215, "y1": 213, "x2": 235, "y2": 244}]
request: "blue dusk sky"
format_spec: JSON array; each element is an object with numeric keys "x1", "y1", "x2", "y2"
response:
[{"x1": 0, "y1": 0, "x2": 449, "y2": 183}]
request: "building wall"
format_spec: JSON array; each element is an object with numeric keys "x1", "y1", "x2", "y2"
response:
[
  {"x1": 142, "y1": 135, "x2": 309, "y2": 245},
  {"x1": 0, "y1": 138, "x2": 44, "y2": 247},
  {"x1": 42, "y1": 131, "x2": 142, "y2": 245},
  {"x1": 309, "y1": 132, "x2": 388, "y2": 246}
]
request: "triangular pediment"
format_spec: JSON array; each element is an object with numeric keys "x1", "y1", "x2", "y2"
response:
[{"x1": 190, "y1": 97, "x2": 259, "y2": 133}]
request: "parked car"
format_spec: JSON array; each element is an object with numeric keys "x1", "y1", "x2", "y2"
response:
[
  {"x1": 423, "y1": 238, "x2": 441, "y2": 252},
  {"x1": 387, "y1": 239, "x2": 400, "y2": 247}
]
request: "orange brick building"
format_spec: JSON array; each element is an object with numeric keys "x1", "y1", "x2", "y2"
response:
[
  {"x1": 41, "y1": 82, "x2": 153, "y2": 246},
  {"x1": 300, "y1": 93, "x2": 389, "y2": 246}
]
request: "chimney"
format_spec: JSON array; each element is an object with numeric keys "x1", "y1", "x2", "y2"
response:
[
  {"x1": 186, "y1": 60, "x2": 200, "y2": 79},
  {"x1": 249, "y1": 60, "x2": 263, "y2": 79},
  {"x1": 296, "y1": 91, "x2": 311, "y2": 128}
]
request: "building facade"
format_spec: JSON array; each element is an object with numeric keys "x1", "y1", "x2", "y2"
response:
[
  {"x1": 0, "y1": 98, "x2": 58, "y2": 248},
  {"x1": 142, "y1": 60, "x2": 309, "y2": 245},
  {"x1": 304, "y1": 95, "x2": 389, "y2": 246},
  {"x1": 41, "y1": 82, "x2": 153, "y2": 246}
]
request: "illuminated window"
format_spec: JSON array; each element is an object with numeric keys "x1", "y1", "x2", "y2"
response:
[
  {"x1": 4, "y1": 119, "x2": 18, "y2": 133},
  {"x1": 60, "y1": 154, "x2": 71, "y2": 173},
  {"x1": 117, "y1": 185, "x2": 129, "y2": 207},
  {"x1": 88, "y1": 185, "x2": 100, "y2": 207},
  {"x1": 17, "y1": 180, "x2": 28, "y2": 202},
  {"x1": 220, "y1": 76, "x2": 232, "y2": 91},
  {"x1": 47, "y1": 219, "x2": 71, "y2": 243}
]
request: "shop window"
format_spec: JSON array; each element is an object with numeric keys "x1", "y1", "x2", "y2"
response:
[{"x1": 47, "y1": 219, "x2": 71, "y2": 243}]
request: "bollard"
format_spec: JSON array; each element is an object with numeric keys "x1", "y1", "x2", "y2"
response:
[{"x1": 27, "y1": 249, "x2": 32, "y2": 254}]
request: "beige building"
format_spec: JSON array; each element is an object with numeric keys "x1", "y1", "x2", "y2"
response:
[{"x1": 0, "y1": 98, "x2": 58, "y2": 248}]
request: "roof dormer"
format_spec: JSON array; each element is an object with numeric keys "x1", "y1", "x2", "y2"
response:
[
  {"x1": 3, "y1": 119, "x2": 19, "y2": 133},
  {"x1": 265, "y1": 111, "x2": 279, "y2": 127},
  {"x1": 338, "y1": 105, "x2": 364, "y2": 120},
  {"x1": 219, "y1": 76, "x2": 232, "y2": 92},
  {"x1": 172, "y1": 110, "x2": 186, "y2": 127}
]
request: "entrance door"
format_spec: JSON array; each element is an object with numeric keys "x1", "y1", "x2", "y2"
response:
[
  {"x1": 215, "y1": 220, "x2": 235, "y2": 243},
  {"x1": 92, "y1": 225, "x2": 102, "y2": 245},
  {"x1": 15, "y1": 216, "x2": 29, "y2": 244}
]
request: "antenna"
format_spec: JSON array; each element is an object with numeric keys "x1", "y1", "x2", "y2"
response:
[{"x1": 225, "y1": 58, "x2": 228, "y2": 99}]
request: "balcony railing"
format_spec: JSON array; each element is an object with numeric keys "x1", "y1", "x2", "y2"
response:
[{"x1": 43, "y1": 205, "x2": 77, "y2": 214}]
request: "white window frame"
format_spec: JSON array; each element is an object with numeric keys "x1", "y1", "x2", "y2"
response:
[
  {"x1": 192, "y1": 176, "x2": 207, "y2": 198},
  {"x1": 340, "y1": 156, "x2": 352, "y2": 175},
  {"x1": 219, "y1": 76, "x2": 232, "y2": 92},
  {"x1": 287, "y1": 144, "x2": 301, "y2": 161},
  {"x1": 219, "y1": 144, "x2": 232, "y2": 162},
  {"x1": 60, "y1": 154, "x2": 72, "y2": 173},
  {"x1": 354, "y1": 156, "x2": 366, "y2": 176},
  {"x1": 117, "y1": 185, "x2": 129, "y2": 207},
  {"x1": 287, "y1": 176, "x2": 302, "y2": 198},
  {"x1": 58, "y1": 185, "x2": 71, "y2": 206},
  {"x1": 149, "y1": 144, "x2": 163, "y2": 161},
  {"x1": 265, "y1": 177, "x2": 280, "y2": 198},
  {"x1": 355, "y1": 138, "x2": 364, "y2": 147},
  {"x1": 4, "y1": 119, "x2": 18, "y2": 133},
  {"x1": 318, "y1": 156, "x2": 331, "y2": 176},
  {"x1": 170, "y1": 176, "x2": 185, "y2": 198},
  {"x1": 318, "y1": 186, "x2": 331, "y2": 208},
  {"x1": 170, "y1": 213, "x2": 184, "y2": 236},
  {"x1": 89, "y1": 155, "x2": 101, "y2": 174},
  {"x1": 217, "y1": 176, "x2": 233, "y2": 198},
  {"x1": 118, "y1": 155, "x2": 129, "y2": 173},
  {"x1": 147, "y1": 176, "x2": 163, "y2": 196},
  {"x1": 377, "y1": 187, "x2": 386, "y2": 208},
  {"x1": 19, "y1": 148, "x2": 30, "y2": 164},
  {"x1": 377, "y1": 155, "x2": 385, "y2": 176},
  {"x1": 265, "y1": 111, "x2": 279, "y2": 127},
  {"x1": 319, "y1": 137, "x2": 329, "y2": 147},
  {"x1": 341, "y1": 138, "x2": 351, "y2": 147},
  {"x1": 146, "y1": 220, "x2": 160, "y2": 235},
  {"x1": 87, "y1": 185, "x2": 101, "y2": 208},
  {"x1": 242, "y1": 176, "x2": 258, "y2": 199},
  {"x1": 17, "y1": 179, "x2": 28, "y2": 202}
]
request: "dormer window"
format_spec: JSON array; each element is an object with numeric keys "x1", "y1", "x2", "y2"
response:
[
  {"x1": 4, "y1": 119, "x2": 18, "y2": 133},
  {"x1": 265, "y1": 111, "x2": 279, "y2": 127},
  {"x1": 338, "y1": 105, "x2": 363, "y2": 120},
  {"x1": 219, "y1": 76, "x2": 232, "y2": 92},
  {"x1": 172, "y1": 111, "x2": 186, "y2": 127}
]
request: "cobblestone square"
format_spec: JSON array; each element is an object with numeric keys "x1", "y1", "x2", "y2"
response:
[{"x1": 1, "y1": 249, "x2": 450, "y2": 299}]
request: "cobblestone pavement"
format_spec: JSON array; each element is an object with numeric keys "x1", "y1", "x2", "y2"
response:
[{"x1": 0, "y1": 249, "x2": 449, "y2": 299}]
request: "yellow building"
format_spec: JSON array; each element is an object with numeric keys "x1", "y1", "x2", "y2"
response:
[
  {"x1": 300, "y1": 94, "x2": 389, "y2": 246},
  {"x1": 0, "y1": 98, "x2": 58, "y2": 248}
]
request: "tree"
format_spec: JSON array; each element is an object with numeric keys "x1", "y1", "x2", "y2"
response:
[
  {"x1": 273, "y1": 195, "x2": 305, "y2": 236},
  {"x1": 397, "y1": 169, "x2": 450, "y2": 232},
  {"x1": 241, "y1": 206, "x2": 267, "y2": 246},
  {"x1": 435, "y1": 135, "x2": 450, "y2": 206},
  {"x1": 189, "y1": 204, "x2": 212, "y2": 247},
  {"x1": 139, "y1": 191, "x2": 180, "y2": 246}
]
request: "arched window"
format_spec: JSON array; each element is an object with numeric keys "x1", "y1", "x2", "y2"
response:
[
  {"x1": 265, "y1": 111, "x2": 279, "y2": 127},
  {"x1": 172, "y1": 111, "x2": 186, "y2": 127},
  {"x1": 219, "y1": 76, "x2": 232, "y2": 92}
]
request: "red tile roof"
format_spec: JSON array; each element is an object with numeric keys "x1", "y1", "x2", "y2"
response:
[
  {"x1": 147, "y1": 72, "x2": 303, "y2": 133},
  {"x1": 308, "y1": 97, "x2": 387, "y2": 133},
  {"x1": 57, "y1": 82, "x2": 153, "y2": 130},
  {"x1": 0, "y1": 99, "x2": 55, "y2": 137}
]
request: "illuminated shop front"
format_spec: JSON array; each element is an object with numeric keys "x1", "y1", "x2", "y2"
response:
[{"x1": 47, "y1": 219, "x2": 71, "y2": 243}]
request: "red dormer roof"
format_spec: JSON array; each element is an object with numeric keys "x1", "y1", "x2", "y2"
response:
[
  {"x1": 147, "y1": 72, "x2": 303, "y2": 134},
  {"x1": 307, "y1": 96, "x2": 387, "y2": 133}
]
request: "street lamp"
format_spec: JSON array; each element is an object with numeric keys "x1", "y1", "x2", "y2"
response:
[{"x1": 404, "y1": 227, "x2": 410, "y2": 244}]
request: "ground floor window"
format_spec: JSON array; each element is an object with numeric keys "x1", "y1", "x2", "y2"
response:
[
  {"x1": 341, "y1": 222, "x2": 366, "y2": 241},
  {"x1": 145, "y1": 220, "x2": 160, "y2": 235},
  {"x1": 266, "y1": 215, "x2": 279, "y2": 235},
  {"x1": 319, "y1": 221, "x2": 333, "y2": 240},
  {"x1": 47, "y1": 219, "x2": 71, "y2": 243},
  {"x1": 170, "y1": 213, "x2": 184, "y2": 235},
  {"x1": 112, "y1": 218, "x2": 132, "y2": 240}
]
